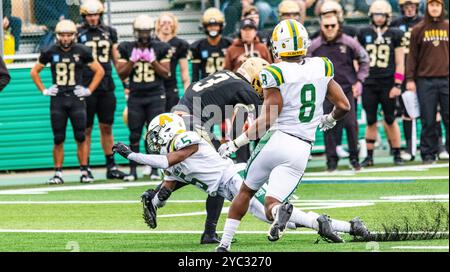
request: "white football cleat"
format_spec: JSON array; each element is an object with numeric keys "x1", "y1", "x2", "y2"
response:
[
  {"x1": 438, "y1": 150, "x2": 449, "y2": 160},
  {"x1": 336, "y1": 145, "x2": 349, "y2": 158}
]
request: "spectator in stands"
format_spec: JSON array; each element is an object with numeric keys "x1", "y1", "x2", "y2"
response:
[
  {"x1": 406, "y1": 0, "x2": 449, "y2": 163},
  {"x1": 222, "y1": 0, "x2": 252, "y2": 36},
  {"x1": 155, "y1": 12, "x2": 191, "y2": 111},
  {"x1": 309, "y1": 12, "x2": 370, "y2": 171},
  {"x1": 191, "y1": 8, "x2": 233, "y2": 81},
  {"x1": 241, "y1": 5, "x2": 272, "y2": 44},
  {"x1": 33, "y1": 0, "x2": 69, "y2": 51},
  {"x1": 224, "y1": 18, "x2": 272, "y2": 71},
  {"x1": 3, "y1": 0, "x2": 22, "y2": 52},
  {"x1": 0, "y1": 56, "x2": 11, "y2": 92}
]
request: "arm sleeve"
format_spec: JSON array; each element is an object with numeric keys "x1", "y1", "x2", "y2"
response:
[
  {"x1": 127, "y1": 153, "x2": 169, "y2": 169},
  {"x1": 260, "y1": 65, "x2": 283, "y2": 89},
  {"x1": 38, "y1": 49, "x2": 51, "y2": 66},
  {"x1": 81, "y1": 46, "x2": 95, "y2": 65},
  {"x1": 406, "y1": 28, "x2": 419, "y2": 80},
  {"x1": 178, "y1": 40, "x2": 189, "y2": 59},
  {"x1": 110, "y1": 27, "x2": 119, "y2": 45}
]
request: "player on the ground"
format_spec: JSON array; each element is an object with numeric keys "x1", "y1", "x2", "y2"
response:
[
  {"x1": 116, "y1": 15, "x2": 171, "y2": 181},
  {"x1": 78, "y1": 0, "x2": 127, "y2": 181},
  {"x1": 30, "y1": 19, "x2": 105, "y2": 184},
  {"x1": 112, "y1": 113, "x2": 369, "y2": 244},
  {"x1": 390, "y1": 0, "x2": 423, "y2": 162},
  {"x1": 215, "y1": 19, "x2": 352, "y2": 252},
  {"x1": 169, "y1": 57, "x2": 268, "y2": 244},
  {"x1": 190, "y1": 8, "x2": 233, "y2": 82},
  {"x1": 357, "y1": 0, "x2": 405, "y2": 167}
]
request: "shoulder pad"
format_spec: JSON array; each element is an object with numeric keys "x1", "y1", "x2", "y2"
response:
[
  {"x1": 260, "y1": 64, "x2": 284, "y2": 88},
  {"x1": 170, "y1": 131, "x2": 201, "y2": 152}
]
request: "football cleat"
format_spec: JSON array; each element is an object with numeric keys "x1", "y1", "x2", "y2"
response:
[
  {"x1": 438, "y1": 150, "x2": 449, "y2": 160},
  {"x1": 106, "y1": 166, "x2": 127, "y2": 180},
  {"x1": 48, "y1": 175, "x2": 64, "y2": 185},
  {"x1": 336, "y1": 145, "x2": 349, "y2": 158},
  {"x1": 360, "y1": 157, "x2": 374, "y2": 167},
  {"x1": 317, "y1": 214, "x2": 344, "y2": 243},
  {"x1": 201, "y1": 232, "x2": 221, "y2": 244},
  {"x1": 141, "y1": 189, "x2": 158, "y2": 229},
  {"x1": 80, "y1": 172, "x2": 94, "y2": 183},
  {"x1": 215, "y1": 245, "x2": 230, "y2": 252},
  {"x1": 400, "y1": 151, "x2": 414, "y2": 162},
  {"x1": 268, "y1": 202, "x2": 293, "y2": 242},
  {"x1": 349, "y1": 217, "x2": 370, "y2": 239},
  {"x1": 349, "y1": 159, "x2": 361, "y2": 171},
  {"x1": 393, "y1": 156, "x2": 405, "y2": 165}
]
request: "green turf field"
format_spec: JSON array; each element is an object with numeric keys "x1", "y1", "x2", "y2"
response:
[{"x1": 0, "y1": 163, "x2": 448, "y2": 252}]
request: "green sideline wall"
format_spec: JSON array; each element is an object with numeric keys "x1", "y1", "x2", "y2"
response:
[{"x1": 0, "y1": 65, "x2": 421, "y2": 171}]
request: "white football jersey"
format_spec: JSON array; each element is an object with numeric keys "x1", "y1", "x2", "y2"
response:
[
  {"x1": 163, "y1": 131, "x2": 235, "y2": 196},
  {"x1": 259, "y1": 57, "x2": 334, "y2": 141}
]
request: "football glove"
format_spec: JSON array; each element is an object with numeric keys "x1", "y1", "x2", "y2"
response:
[
  {"x1": 112, "y1": 142, "x2": 133, "y2": 159},
  {"x1": 42, "y1": 85, "x2": 59, "y2": 96},
  {"x1": 130, "y1": 48, "x2": 142, "y2": 63},
  {"x1": 319, "y1": 114, "x2": 337, "y2": 132},
  {"x1": 74, "y1": 85, "x2": 92, "y2": 98},
  {"x1": 218, "y1": 141, "x2": 239, "y2": 158},
  {"x1": 141, "y1": 48, "x2": 156, "y2": 63}
]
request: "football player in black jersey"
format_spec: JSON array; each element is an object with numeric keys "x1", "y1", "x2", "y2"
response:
[
  {"x1": 190, "y1": 8, "x2": 233, "y2": 82},
  {"x1": 155, "y1": 12, "x2": 191, "y2": 112},
  {"x1": 117, "y1": 15, "x2": 171, "y2": 181},
  {"x1": 30, "y1": 20, "x2": 105, "y2": 184},
  {"x1": 78, "y1": 0, "x2": 127, "y2": 181},
  {"x1": 357, "y1": 0, "x2": 405, "y2": 167},
  {"x1": 170, "y1": 57, "x2": 268, "y2": 244},
  {"x1": 391, "y1": 0, "x2": 423, "y2": 161}
]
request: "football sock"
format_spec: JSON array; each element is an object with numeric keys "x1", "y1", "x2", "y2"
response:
[
  {"x1": 271, "y1": 204, "x2": 281, "y2": 220},
  {"x1": 105, "y1": 154, "x2": 115, "y2": 168},
  {"x1": 55, "y1": 168, "x2": 62, "y2": 178},
  {"x1": 289, "y1": 209, "x2": 318, "y2": 230},
  {"x1": 367, "y1": 149, "x2": 374, "y2": 159},
  {"x1": 392, "y1": 147, "x2": 401, "y2": 158},
  {"x1": 330, "y1": 219, "x2": 351, "y2": 233},
  {"x1": 220, "y1": 218, "x2": 240, "y2": 248},
  {"x1": 129, "y1": 144, "x2": 139, "y2": 173},
  {"x1": 204, "y1": 195, "x2": 225, "y2": 235},
  {"x1": 80, "y1": 165, "x2": 88, "y2": 176}
]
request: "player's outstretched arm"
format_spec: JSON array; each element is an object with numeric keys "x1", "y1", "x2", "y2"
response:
[{"x1": 113, "y1": 142, "x2": 198, "y2": 168}]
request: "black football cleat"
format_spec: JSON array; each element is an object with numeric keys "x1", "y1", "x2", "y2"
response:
[
  {"x1": 201, "y1": 232, "x2": 221, "y2": 244},
  {"x1": 317, "y1": 214, "x2": 344, "y2": 243},
  {"x1": 268, "y1": 202, "x2": 293, "y2": 242},
  {"x1": 141, "y1": 190, "x2": 158, "y2": 229},
  {"x1": 106, "y1": 166, "x2": 127, "y2": 180},
  {"x1": 349, "y1": 217, "x2": 370, "y2": 239},
  {"x1": 215, "y1": 245, "x2": 230, "y2": 252},
  {"x1": 360, "y1": 157, "x2": 374, "y2": 167}
]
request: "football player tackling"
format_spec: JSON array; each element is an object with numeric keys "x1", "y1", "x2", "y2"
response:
[{"x1": 216, "y1": 19, "x2": 362, "y2": 251}]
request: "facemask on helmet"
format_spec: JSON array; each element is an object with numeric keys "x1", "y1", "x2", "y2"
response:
[
  {"x1": 55, "y1": 20, "x2": 77, "y2": 50},
  {"x1": 146, "y1": 113, "x2": 187, "y2": 155},
  {"x1": 133, "y1": 15, "x2": 155, "y2": 45},
  {"x1": 202, "y1": 8, "x2": 225, "y2": 38}
]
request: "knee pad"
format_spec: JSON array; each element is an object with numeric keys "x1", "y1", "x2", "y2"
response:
[
  {"x1": 74, "y1": 130, "x2": 86, "y2": 143},
  {"x1": 54, "y1": 133, "x2": 66, "y2": 145}
]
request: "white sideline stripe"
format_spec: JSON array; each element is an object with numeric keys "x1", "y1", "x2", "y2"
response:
[
  {"x1": 380, "y1": 194, "x2": 449, "y2": 200},
  {"x1": 305, "y1": 163, "x2": 449, "y2": 176},
  {"x1": 0, "y1": 229, "x2": 447, "y2": 235},
  {"x1": 303, "y1": 176, "x2": 449, "y2": 181},
  {"x1": 391, "y1": 246, "x2": 449, "y2": 250}
]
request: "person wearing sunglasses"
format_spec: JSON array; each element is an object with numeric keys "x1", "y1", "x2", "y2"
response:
[{"x1": 308, "y1": 12, "x2": 370, "y2": 171}]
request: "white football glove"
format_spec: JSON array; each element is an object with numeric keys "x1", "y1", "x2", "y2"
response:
[
  {"x1": 218, "y1": 141, "x2": 239, "y2": 158},
  {"x1": 42, "y1": 85, "x2": 59, "y2": 96},
  {"x1": 319, "y1": 114, "x2": 337, "y2": 132},
  {"x1": 74, "y1": 85, "x2": 92, "y2": 98}
]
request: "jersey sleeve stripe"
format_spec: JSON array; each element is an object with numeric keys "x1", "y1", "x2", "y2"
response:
[
  {"x1": 287, "y1": 20, "x2": 298, "y2": 51},
  {"x1": 322, "y1": 57, "x2": 332, "y2": 77},
  {"x1": 265, "y1": 66, "x2": 284, "y2": 86}
]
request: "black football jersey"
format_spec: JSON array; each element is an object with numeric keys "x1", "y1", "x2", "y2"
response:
[
  {"x1": 358, "y1": 26, "x2": 403, "y2": 81},
  {"x1": 118, "y1": 40, "x2": 171, "y2": 95},
  {"x1": 155, "y1": 36, "x2": 189, "y2": 90},
  {"x1": 391, "y1": 16, "x2": 423, "y2": 55},
  {"x1": 38, "y1": 43, "x2": 94, "y2": 93},
  {"x1": 77, "y1": 25, "x2": 118, "y2": 90},
  {"x1": 189, "y1": 37, "x2": 233, "y2": 82},
  {"x1": 177, "y1": 70, "x2": 261, "y2": 123}
]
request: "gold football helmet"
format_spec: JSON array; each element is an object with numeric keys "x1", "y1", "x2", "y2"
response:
[
  {"x1": 55, "y1": 20, "x2": 77, "y2": 49},
  {"x1": 237, "y1": 57, "x2": 270, "y2": 97},
  {"x1": 80, "y1": 0, "x2": 104, "y2": 16}
]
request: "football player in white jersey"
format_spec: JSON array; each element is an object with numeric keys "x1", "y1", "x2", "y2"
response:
[
  {"x1": 113, "y1": 113, "x2": 370, "y2": 246},
  {"x1": 216, "y1": 19, "x2": 354, "y2": 252}
]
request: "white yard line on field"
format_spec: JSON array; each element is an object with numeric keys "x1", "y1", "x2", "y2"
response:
[{"x1": 391, "y1": 246, "x2": 449, "y2": 250}]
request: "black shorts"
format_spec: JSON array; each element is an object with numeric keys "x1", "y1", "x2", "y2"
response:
[
  {"x1": 127, "y1": 94, "x2": 166, "y2": 144},
  {"x1": 86, "y1": 89, "x2": 116, "y2": 127},
  {"x1": 362, "y1": 80, "x2": 397, "y2": 125},
  {"x1": 50, "y1": 94, "x2": 87, "y2": 144}
]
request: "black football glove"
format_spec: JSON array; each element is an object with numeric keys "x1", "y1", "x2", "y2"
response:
[{"x1": 112, "y1": 142, "x2": 133, "y2": 158}]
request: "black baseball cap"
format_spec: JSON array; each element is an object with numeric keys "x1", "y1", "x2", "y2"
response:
[{"x1": 240, "y1": 18, "x2": 257, "y2": 30}]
